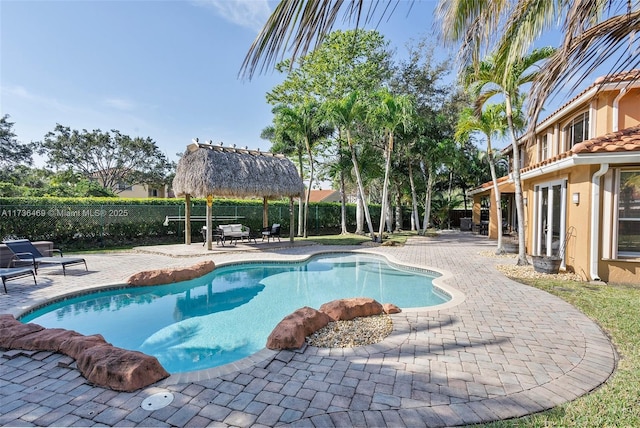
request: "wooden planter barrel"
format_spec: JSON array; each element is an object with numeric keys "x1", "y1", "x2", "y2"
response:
[{"x1": 531, "y1": 255, "x2": 562, "y2": 274}]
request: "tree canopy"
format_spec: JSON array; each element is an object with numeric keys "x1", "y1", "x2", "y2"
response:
[
  {"x1": 39, "y1": 125, "x2": 175, "y2": 194},
  {"x1": 0, "y1": 115, "x2": 33, "y2": 182}
]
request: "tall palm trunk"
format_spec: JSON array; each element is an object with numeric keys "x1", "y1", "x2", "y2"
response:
[
  {"x1": 446, "y1": 169, "x2": 455, "y2": 230},
  {"x1": 356, "y1": 189, "x2": 364, "y2": 234},
  {"x1": 394, "y1": 185, "x2": 402, "y2": 231},
  {"x1": 347, "y1": 129, "x2": 375, "y2": 240},
  {"x1": 303, "y1": 136, "x2": 314, "y2": 238},
  {"x1": 297, "y1": 149, "x2": 304, "y2": 237},
  {"x1": 338, "y1": 132, "x2": 348, "y2": 234},
  {"x1": 408, "y1": 162, "x2": 420, "y2": 231},
  {"x1": 505, "y1": 94, "x2": 527, "y2": 265},
  {"x1": 486, "y1": 135, "x2": 504, "y2": 254},
  {"x1": 377, "y1": 133, "x2": 393, "y2": 242},
  {"x1": 421, "y1": 161, "x2": 434, "y2": 232}
]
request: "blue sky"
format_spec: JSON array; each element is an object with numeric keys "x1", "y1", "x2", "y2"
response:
[{"x1": 1, "y1": 0, "x2": 447, "y2": 166}]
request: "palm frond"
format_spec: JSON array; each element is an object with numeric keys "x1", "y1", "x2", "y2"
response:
[
  {"x1": 240, "y1": 0, "x2": 398, "y2": 80},
  {"x1": 527, "y1": 9, "x2": 640, "y2": 130}
]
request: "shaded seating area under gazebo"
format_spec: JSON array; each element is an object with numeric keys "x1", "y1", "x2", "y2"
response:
[{"x1": 172, "y1": 140, "x2": 304, "y2": 250}]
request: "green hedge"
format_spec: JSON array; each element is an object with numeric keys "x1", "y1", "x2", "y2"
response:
[{"x1": 0, "y1": 197, "x2": 372, "y2": 250}]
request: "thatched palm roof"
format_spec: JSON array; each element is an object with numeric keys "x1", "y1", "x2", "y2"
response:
[{"x1": 173, "y1": 142, "x2": 304, "y2": 199}]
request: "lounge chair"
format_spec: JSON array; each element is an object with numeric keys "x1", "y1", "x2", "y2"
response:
[
  {"x1": 261, "y1": 224, "x2": 281, "y2": 242},
  {"x1": 0, "y1": 267, "x2": 37, "y2": 293},
  {"x1": 3, "y1": 239, "x2": 87, "y2": 276}
]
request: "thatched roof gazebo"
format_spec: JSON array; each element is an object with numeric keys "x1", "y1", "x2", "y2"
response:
[{"x1": 173, "y1": 141, "x2": 304, "y2": 249}]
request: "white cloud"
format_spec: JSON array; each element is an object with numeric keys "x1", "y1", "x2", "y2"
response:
[
  {"x1": 104, "y1": 97, "x2": 136, "y2": 111},
  {"x1": 192, "y1": 0, "x2": 271, "y2": 32}
]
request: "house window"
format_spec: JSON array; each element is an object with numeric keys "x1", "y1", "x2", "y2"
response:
[
  {"x1": 538, "y1": 134, "x2": 548, "y2": 161},
  {"x1": 149, "y1": 188, "x2": 159, "y2": 197},
  {"x1": 117, "y1": 183, "x2": 133, "y2": 191},
  {"x1": 617, "y1": 170, "x2": 640, "y2": 257},
  {"x1": 564, "y1": 112, "x2": 589, "y2": 147}
]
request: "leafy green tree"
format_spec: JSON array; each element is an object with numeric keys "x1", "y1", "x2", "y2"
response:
[
  {"x1": 388, "y1": 39, "x2": 455, "y2": 232},
  {"x1": 39, "y1": 125, "x2": 174, "y2": 194},
  {"x1": 267, "y1": 29, "x2": 392, "y2": 236},
  {"x1": 0, "y1": 115, "x2": 33, "y2": 182}
]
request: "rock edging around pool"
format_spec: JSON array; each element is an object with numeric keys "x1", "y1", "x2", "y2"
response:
[
  {"x1": 266, "y1": 297, "x2": 401, "y2": 350},
  {"x1": 0, "y1": 314, "x2": 169, "y2": 392},
  {"x1": 126, "y1": 260, "x2": 215, "y2": 286},
  {"x1": 0, "y1": 261, "x2": 218, "y2": 392}
]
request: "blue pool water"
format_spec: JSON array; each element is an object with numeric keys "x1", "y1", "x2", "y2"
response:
[{"x1": 21, "y1": 253, "x2": 446, "y2": 373}]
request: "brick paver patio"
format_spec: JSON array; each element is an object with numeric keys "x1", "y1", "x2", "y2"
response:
[{"x1": 0, "y1": 232, "x2": 616, "y2": 427}]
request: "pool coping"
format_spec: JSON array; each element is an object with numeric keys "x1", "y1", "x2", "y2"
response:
[{"x1": 14, "y1": 249, "x2": 466, "y2": 384}]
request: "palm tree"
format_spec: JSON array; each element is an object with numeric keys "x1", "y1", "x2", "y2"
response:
[
  {"x1": 324, "y1": 92, "x2": 377, "y2": 240},
  {"x1": 260, "y1": 124, "x2": 306, "y2": 237},
  {"x1": 242, "y1": 0, "x2": 639, "y2": 129},
  {"x1": 456, "y1": 104, "x2": 507, "y2": 253},
  {"x1": 463, "y1": 48, "x2": 554, "y2": 264},
  {"x1": 367, "y1": 89, "x2": 415, "y2": 241},
  {"x1": 437, "y1": 1, "x2": 640, "y2": 132},
  {"x1": 273, "y1": 101, "x2": 331, "y2": 237}
]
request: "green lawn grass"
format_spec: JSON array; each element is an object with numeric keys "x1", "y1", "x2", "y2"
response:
[
  {"x1": 301, "y1": 231, "x2": 413, "y2": 246},
  {"x1": 486, "y1": 277, "x2": 640, "y2": 427}
]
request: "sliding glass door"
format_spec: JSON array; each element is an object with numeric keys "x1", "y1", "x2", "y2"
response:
[{"x1": 534, "y1": 180, "x2": 567, "y2": 258}]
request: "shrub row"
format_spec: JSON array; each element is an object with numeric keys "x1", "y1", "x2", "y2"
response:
[{"x1": 0, "y1": 197, "x2": 371, "y2": 250}]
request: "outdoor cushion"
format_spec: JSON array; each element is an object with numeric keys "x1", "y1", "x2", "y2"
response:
[{"x1": 219, "y1": 224, "x2": 249, "y2": 238}]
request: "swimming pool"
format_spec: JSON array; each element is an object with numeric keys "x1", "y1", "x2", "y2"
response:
[{"x1": 20, "y1": 252, "x2": 448, "y2": 373}]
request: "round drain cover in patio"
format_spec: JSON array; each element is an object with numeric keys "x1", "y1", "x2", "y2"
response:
[{"x1": 141, "y1": 392, "x2": 174, "y2": 410}]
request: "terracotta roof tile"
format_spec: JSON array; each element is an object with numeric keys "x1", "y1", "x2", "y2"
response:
[
  {"x1": 479, "y1": 175, "x2": 509, "y2": 189},
  {"x1": 521, "y1": 125, "x2": 640, "y2": 174},
  {"x1": 572, "y1": 125, "x2": 640, "y2": 154},
  {"x1": 308, "y1": 189, "x2": 339, "y2": 202}
]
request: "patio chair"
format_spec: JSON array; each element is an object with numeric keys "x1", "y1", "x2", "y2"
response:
[
  {"x1": 3, "y1": 239, "x2": 87, "y2": 276},
  {"x1": 0, "y1": 267, "x2": 37, "y2": 293},
  {"x1": 261, "y1": 224, "x2": 281, "y2": 242}
]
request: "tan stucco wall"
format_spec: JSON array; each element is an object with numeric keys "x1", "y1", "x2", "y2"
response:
[
  {"x1": 472, "y1": 195, "x2": 482, "y2": 225},
  {"x1": 564, "y1": 165, "x2": 593, "y2": 280},
  {"x1": 522, "y1": 165, "x2": 593, "y2": 280},
  {"x1": 592, "y1": 93, "x2": 613, "y2": 135},
  {"x1": 599, "y1": 260, "x2": 640, "y2": 285},
  {"x1": 118, "y1": 185, "x2": 167, "y2": 198},
  {"x1": 619, "y1": 88, "x2": 640, "y2": 128}
]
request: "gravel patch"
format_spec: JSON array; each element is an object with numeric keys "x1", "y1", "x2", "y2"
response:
[
  {"x1": 480, "y1": 251, "x2": 584, "y2": 281},
  {"x1": 306, "y1": 314, "x2": 393, "y2": 348}
]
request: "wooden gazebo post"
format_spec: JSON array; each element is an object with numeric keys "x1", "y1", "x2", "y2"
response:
[
  {"x1": 262, "y1": 197, "x2": 269, "y2": 228},
  {"x1": 206, "y1": 195, "x2": 213, "y2": 250},
  {"x1": 289, "y1": 197, "x2": 294, "y2": 243},
  {"x1": 184, "y1": 194, "x2": 191, "y2": 245}
]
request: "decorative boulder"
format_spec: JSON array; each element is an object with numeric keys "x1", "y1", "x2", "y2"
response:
[
  {"x1": 59, "y1": 334, "x2": 110, "y2": 360},
  {"x1": 319, "y1": 297, "x2": 384, "y2": 321},
  {"x1": 0, "y1": 318, "x2": 44, "y2": 348},
  {"x1": 266, "y1": 307, "x2": 332, "y2": 350},
  {"x1": 0, "y1": 314, "x2": 169, "y2": 391},
  {"x1": 11, "y1": 328, "x2": 82, "y2": 352},
  {"x1": 0, "y1": 314, "x2": 19, "y2": 328},
  {"x1": 126, "y1": 260, "x2": 215, "y2": 286},
  {"x1": 75, "y1": 344, "x2": 169, "y2": 392},
  {"x1": 383, "y1": 303, "x2": 402, "y2": 314}
]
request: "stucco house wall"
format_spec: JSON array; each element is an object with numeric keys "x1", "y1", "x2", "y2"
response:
[{"x1": 471, "y1": 70, "x2": 640, "y2": 285}]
